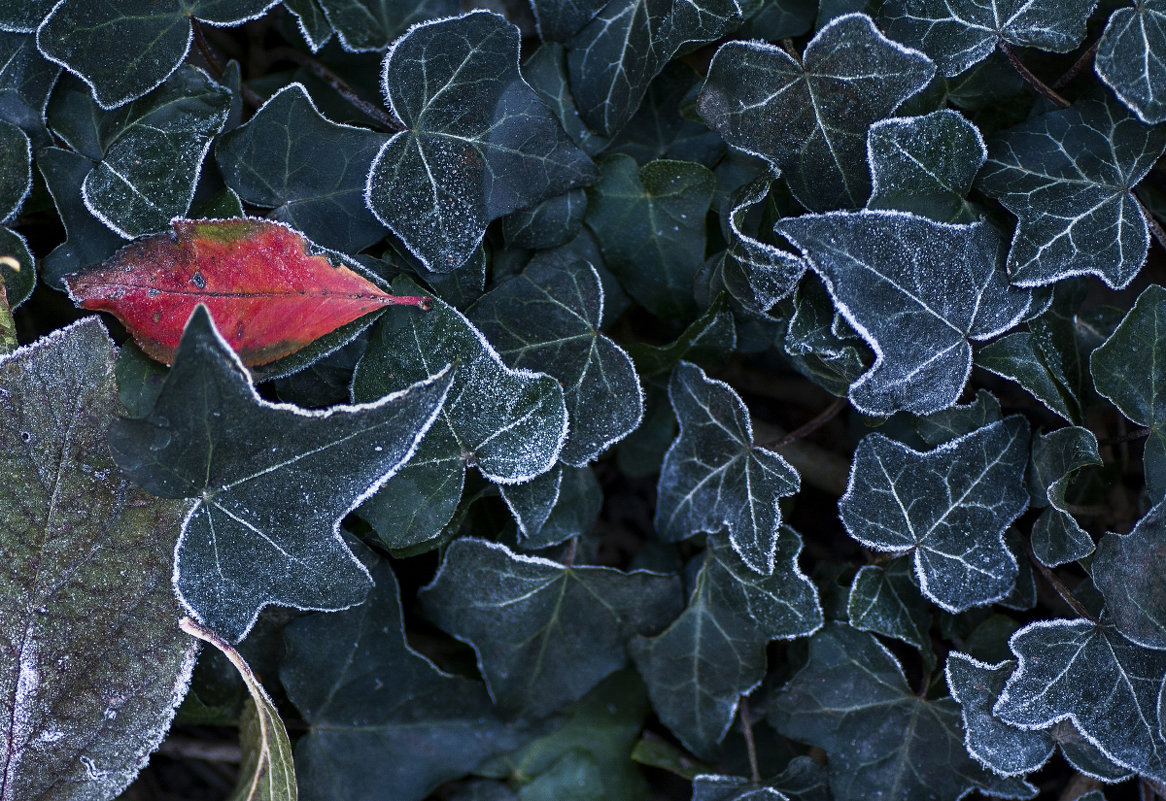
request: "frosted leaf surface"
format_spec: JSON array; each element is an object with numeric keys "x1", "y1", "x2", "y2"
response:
[
  {"x1": 501, "y1": 464, "x2": 602, "y2": 549},
  {"x1": 914, "y1": 388, "x2": 1002, "y2": 446},
  {"x1": 840, "y1": 417, "x2": 1030, "y2": 612},
  {"x1": 881, "y1": 0, "x2": 1097, "y2": 77},
  {"x1": 1026, "y1": 426, "x2": 1101, "y2": 566},
  {"x1": 692, "y1": 758, "x2": 829, "y2": 801},
  {"x1": 975, "y1": 332, "x2": 1079, "y2": 422},
  {"x1": 418, "y1": 538, "x2": 682, "y2": 717},
  {"x1": 365, "y1": 11, "x2": 595, "y2": 272},
  {"x1": 656, "y1": 361, "x2": 800, "y2": 574},
  {"x1": 775, "y1": 209, "x2": 1031, "y2": 416},
  {"x1": 630, "y1": 537, "x2": 822, "y2": 757},
  {"x1": 976, "y1": 96, "x2": 1166, "y2": 289},
  {"x1": 109, "y1": 306, "x2": 454, "y2": 641},
  {"x1": 315, "y1": 0, "x2": 458, "y2": 51},
  {"x1": 719, "y1": 173, "x2": 806, "y2": 313},
  {"x1": 698, "y1": 14, "x2": 934, "y2": 211},
  {"x1": 1095, "y1": 0, "x2": 1166, "y2": 124},
  {"x1": 846, "y1": 557, "x2": 934, "y2": 668},
  {"x1": 1094, "y1": 501, "x2": 1166, "y2": 650},
  {"x1": 36, "y1": 146, "x2": 124, "y2": 286},
  {"x1": 469, "y1": 257, "x2": 643, "y2": 466},
  {"x1": 0, "y1": 30, "x2": 60, "y2": 149},
  {"x1": 0, "y1": 119, "x2": 29, "y2": 222},
  {"x1": 0, "y1": 317, "x2": 196, "y2": 801}
]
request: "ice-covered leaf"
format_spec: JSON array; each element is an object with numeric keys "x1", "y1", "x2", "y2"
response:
[
  {"x1": 1027, "y1": 426, "x2": 1101, "y2": 566},
  {"x1": 699, "y1": 14, "x2": 934, "y2": 211},
  {"x1": 995, "y1": 619, "x2": 1166, "y2": 782},
  {"x1": 976, "y1": 96, "x2": 1166, "y2": 289},
  {"x1": 283, "y1": 0, "x2": 333, "y2": 51},
  {"x1": 565, "y1": 0, "x2": 742, "y2": 137},
  {"x1": 65, "y1": 218, "x2": 427, "y2": 368},
  {"x1": 0, "y1": 118, "x2": 28, "y2": 222},
  {"x1": 282, "y1": 559, "x2": 529, "y2": 801},
  {"x1": 108, "y1": 306, "x2": 453, "y2": 641},
  {"x1": 1091, "y1": 284, "x2": 1166, "y2": 500},
  {"x1": 779, "y1": 276, "x2": 869, "y2": 397},
  {"x1": 470, "y1": 257, "x2": 643, "y2": 465},
  {"x1": 37, "y1": 146, "x2": 125, "y2": 286},
  {"x1": 656, "y1": 361, "x2": 800, "y2": 574},
  {"x1": 0, "y1": 0, "x2": 53, "y2": 32},
  {"x1": 866, "y1": 109, "x2": 985, "y2": 223},
  {"x1": 770, "y1": 623, "x2": 1035, "y2": 801},
  {"x1": 840, "y1": 417, "x2": 1030, "y2": 612},
  {"x1": 631, "y1": 537, "x2": 821, "y2": 756},
  {"x1": 881, "y1": 0, "x2": 1097, "y2": 77},
  {"x1": 215, "y1": 83, "x2": 389, "y2": 253},
  {"x1": 847, "y1": 556, "x2": 934, "y2": 668},
  {"x1": 501, "y1": 189, "x2": 588, "y2": 251},
  {"x1": 0, "y1": 317, "x2": 196, "y2": 801},
  {"x1": 585, "y1": 154, "x2": 714, "y2": 319},
  {"x1": 718, "y1": 172, "x2": 806, "y2": 313},
  {"x1": 1096, "y1": 0, "x2": 1166, "y2": 124},
  {"x1": 501, "y1": 465, "x2": 602, "y2": 549},
  {"x1": 1094, "y1": 501, "x2": 1166, "y2": 650},
  {"x1": 0, "y1": 30, "x2": 59, "y2": 148},
  {"x1": 365, "y1": 11, "x2": 595, "y2": 272},
  {"x1": 36, "y1": 0, "x2": 278, "y2": 108},
  {"x1": 775, "y1": 209, "x2": 1031, "y2": 416},
  {"x1": 914, "y1": 388, "x2": 1002, "y2": 446},
  {"x1": 315, "y1": 0, "x2": 458, "y2": 51},
  {"x1": 419, "y1": 538, "x2": 682, "y2": 717},
  {"x1": 975, "y1": 333, "x2": 1079, "y2": 422}
]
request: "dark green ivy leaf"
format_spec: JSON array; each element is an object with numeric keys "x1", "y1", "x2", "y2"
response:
[
  {"x1": 840, "y1": 417, "x2": 1030, "y2": 612},
  {"x1": 699, "y1": 13, "x2": 934, "y2": 211},
  {"x1": 0, "y1": 0, "x2": 54, "y2": 31},
  {"x1": 282, "y1": 559, "x2": 530, "y2": 801},
  {"x1": 914, "y1": 388, "x2": 1002, "y2": 447},
  {"x1": 775, "y1": 210, "x2": 1031, "y2": 416},
  {"x1": 109, "y1": 305, "x2": 454, "y2": 641},
  {"x1": 692, "y1": 758, "x2": 830, "y2": 801},
  {"x1": 1094, "y1": 500, "x2": 1166, "y2": 651},
  {"x1": 0, "y1": 31, "x2": 58, "y2": 148},
  {"x1": 771, "y1": 622, "x2": 1035, "y2": 801},
  {"x1": 283, "y1": 0, "x2": 334, "y2": 51},
  {"x1": 0, "y1": 226, "x2": 33, "y2": 309},
  {"x1": 976, "y1": 96, "x2": 1166, "y2": 289},
  {"x1": 215, "y1": 82, "x2": 389, "y2": 253},
  {"x1": 501, "y1": 189, "x2": 588, "y2": 251},
  {"x1": 521, "y1": 42, "x2": 610, "y2": 157},
  {"x1": 881, "y1": 0, "x2": 1096, "y2": 77},
  {"x1": 315, "y1": 0, "x2": 458, "y2": 51},
  {"x1": 975, "y1": 332, "x2": 1080, "y2": 422},
  {"x1": 500, "y1": 464, "x2": 603, "y2": 549},
  {"x1": 1027, "y1": 426, "x2": 1101, "y2": 567},
  {"x1": 37, "y1": 0, "x2": 278, "y2": 108},
  {"x1": 36, "y1": 146, "x2": 125, "y2": 286},
  {"x1": 631, "y1": 538, "x2": 822, "y2": 757},
  {"x1": 419, "y1": 538, "x2": 682, "y2": 717},
  {"x1": 1096, "y1": 0, "x2": 1166, "y2": 124},
  {"x1": 847, "y1": 556, "x2": 935, "y2": 669},
  {"x1": 364, "y1": 11, "x2": 595, "y2": 272},
  {"x1": 778, "y1": 276, "x2": 869, "y2": 397},
  {"x1": 657, "y1": 361, "x2": 800, "y2": 574}
]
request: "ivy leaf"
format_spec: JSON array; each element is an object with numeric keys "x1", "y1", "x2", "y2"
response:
[
  {"x1": 1094, "y1": 501, "x2": 1166, "y2": 650},
  {"x1": 779, "y1": 276, "x2": 869, "y2": 397},
  {"x1": 365, "y1": 11, "x2": 596, "y2": 272},
  {"x1": 1096, "y1": 0, "x2": 1166, "y2": 124},
  {"x1": 0, "y1": 0, "x2": 53, "y2": 31},
  {"x1": 1027, "y1": 426, "x2": 1101, "y2": 567},
  {"x1": 283, "y1": 0, "x2": 333, "y2": 51},
  {"x1": 65, "y1": 218, "x2": 428, "y2": 368},
  {"x1": 692, "y1": 758, "x2": 830, "y2": 801},
  {"x1": 500, "y1": 464, "x2": 603, "y2": 548},
  {"x1": 0, "y1": 317, "x2": 196, "y2": 801},
  {"x1": 770, "y1": 622, "x2": 1035, "y2": 801},
  {"x1": 36, "y1": 0, "x2": 278, "y2": 108},
  {"x1": 0, "y1": 30, "x2": 59, "y2": 148},
  {"x1": 315, "y1": 0, "x2": 458, "y2": 51},
  {"x1": 656, "y1": 361, "x2": 800, "y2": 574},
  {"x1": 585, "y1": 154, "x2": 714, "y2": 319},
  {"x1": 1091, "y1": 284, "x2": 1166, "y2": 500},
  {"x1": 501, "y1": 189, "x2": 588, "y2": 251},
  {"x1": 565, "y1": 0, "x2": 742, "y2": 138},
  {"x1": 839, "y1": 417, "x2": 1030, "y2": 612},
  {"x1": 0, "y1": 118, "x2": 29, "y2": 222},
  {"x1": 865, "y1": 109, "x2": 986, "y2": 223},
  {"x1": 880, "y1": 0, "x2": 1097, "y2": 77},
  {"x1": 630, "y1": 537, "x2": 822, "y2": 757},
  {"x1": 215, "y1": 83, "x2": 389, "y2": 253},
  {"x1": 975, "y1": 333, "x2": 1080, "y2": 422},
  {"x1": 469, "y1": 256, "x2": 644, "y2": 466},
  {"x1": 775, "y1": 210, "x2": 1031, "y2": 416},
  {"x1": 699, "y1": 13, "x2": 935, "y2": 211},
  {"x1": 418, "y1": 538, "x2": 682, "y2": 717},
  {"x1": 846, "y1": 556, "x2": 935, "y2": 669},
  {"x1": 976, "y1": 96, "x2": 1166, "y2": 289},
  {"x1": 914, "y1": 388, "x2": 1002, "y2": 447},
  {"x1": 282, "y1": 559, "x2": 530, "y2": 801},
  {"x1": 36, "y1": 146, "x2": 125, "y2": 285},
  {"x1": 108, "y1": 305, "x2": 454, "y2": 641},
  {"x1": 996, "y1": 619, "x2": 1166, "y2": 782}
]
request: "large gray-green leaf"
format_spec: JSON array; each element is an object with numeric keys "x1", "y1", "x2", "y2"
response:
[
  {"x1": 418, "y1": 538, "x2": 682, "y2": 717},
  {"x1": 770, "y1": 623, "x2": 1034, "y2": 801},
  {"x1": 0, "y1": 317, "x2": 196, "y2": 801},
  {"x1": 282, "y1": 559, "x2": 529, "y2": 801},
  {"x1": 631, "y1": 538, "x2": 821, "y2": 757},
  {"x1": 585, "y1": 154, "x2": 714, "y2": 319},
  {"x1": 215, "y1": 83, "x2": 388, "y2": 253},
  {"x1": 1091, "y1": 284, "x2": 1166, "y2": 500},
  {"x1": 1096, "y1": 0, "x2": 1166, "y2": 124},
  {"x1": 775, "y1": 210, "x2": 1031, "y2": 416},
  {"x1": 469, "y1": 257, "x2": 643, "y2": 466},
  {"x1": 1094, "y1": 501, "x2": 1166, "y2": 650},
  {"x1": 881, "y1": 0, "x2": 1097, "y2": 77},
  {"x1": 316, "y1": 0, "x2": 458, "y2": 51},
  {"x1": 840, "y1": 417, "x2": 1030, "y2": 612},
  {"x1": 109, "y1": 306, "x2": 454, "y2": 642},
  {"x1": 699, "y1": 13, "x2": 934, "y2": 211},
  {"x1": 365, "y1": 11, "x2": 595, "y2": 272},
  {"x1": 847, "y1": 556, "x2": 934, "y2": 668},
  {"x1": 976, "y1": 96, "x2": 1166, "y2": 289},
  {"x1": 36, "y1": 0, "x2": 278, "y2": 108},
  {"x1": 656, "y1": 361, "x2": 800, "y2": 574}
]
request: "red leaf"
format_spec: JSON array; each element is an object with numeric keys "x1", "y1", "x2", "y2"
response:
[{"x1": 64, "y1": 218, "x2": 428, "y2": 366}]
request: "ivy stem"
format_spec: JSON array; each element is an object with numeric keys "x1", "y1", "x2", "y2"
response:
[
  {"x1": 739, "y1": 697, "x2": 761, "y2": 785},
  {"x1": 761, "y1": 396, "x2": 847, "y2": 450},
  {"x1": 269, "y1": 47, "x2": 406, "y2": 133},
  {"x1": 998, "y1": 42, "x2": 1071, "y2": 109},
  {"x1": 562, "y1": 537, "x2": 577, "y2": 568},
  {"x1": 1100, "y1": 426, "x2": 1152, "y2": 445},
  {"x1": 1052, "y1": 39, "x2": 1099, "y2": 90},
  {"x1": 1139, "y1": 197, "x2": 1166, "y2": 252},
  {"x1": 190, "y1": 18, "x2": 264, "y2": 110},
  {"x1": 1023, "y1": 537, "x2": 1099, "y2": 623}
]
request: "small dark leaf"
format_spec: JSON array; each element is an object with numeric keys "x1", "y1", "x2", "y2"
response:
[
  {"x1": 315, "y1": 0, "x2": 458, "y2": 51},
  {"x1": 975, "y1": 332, "x2": 1079, "y2": 422},
  {"x1": 1096, "y1": 0, "x2": 1166, "y2": 124},
  {"x1": 1094, "y1": 501, "x2": 1166, "y2": 650},
  {"x1": 501, "y1": 464, "x2": 602, "y2": 549},
  {"x1": 521, "y1": 42, "x2": 609, "y2": 156},
  {"x1": 36, "y1": 146, "x2": 125, "y2": 285},
  {"x1": 501, "y1": 189, "x2": 588, "y2": 250},
  {"x1": 719, "y1": 172, "x2": 806, "y2": 314},
  {"x1": 0, "y1": 30, "x2": 59, "y2": 148},
  {"x1": 1027, "y1": 426, "x2": 1101, "y2": 566},
  {"x1": 846, "y1": 556, "x2": 935, "y2": 668},
  {"x1": 0, "y1": 226, "x2": 33, "y2": 310},
  {"x1": 283, "y1": 0, "x2": 334, "y2": 51},
  {"x1": 692, "y1": 757, "x2": 830, "y2": 801},
  {"x1": 779, "y1": 276, "x2": 869, "y2": 397},
  {"x1": 606, "y1": 61, "x2": 726, "y2": 165},
  {"x1": 914, "y1": 388, "x2": 1002, "y2": 446}
]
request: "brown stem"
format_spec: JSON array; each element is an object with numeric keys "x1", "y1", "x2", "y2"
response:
[
  {"x1": 1139, "y1": 197, "x2": 1166, "y2": 251},
  {"x1": 1099, "y1": 426, "x2": 1152, "y2": 446},
  {"x1": 761, "y1": 396, "x2": 847, "y2": 450},
  {"x1": 190, "y1": 18, "x2": 263, "y2": 109},
  {"x1": 157, "y1": 736, "x2": 242, "y2": 763},
  {"x1": 1024, "y1": 537, "x2": 1098, "y2": 623},
  {"x1": 269, "y1": 46, "x2": 405, "y2": 133},
  {"x1": 1052, "y1": 39, "x2": 1099, "y2": 90},
  {"x1": 562, "y1": 537, "x2": 577, "y2": 568},
  {"x1": 738, "y1": 697, "x2": 761, "y2": 785},
  {"x1": 999, "y1": 42, "x2": 1070, "y2": 109},
  {"x1": 752, "y1": 418, "x2": 851, "y2": 496}
]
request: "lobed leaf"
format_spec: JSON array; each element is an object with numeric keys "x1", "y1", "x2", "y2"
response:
[
  {"x1": 1094, "y1": 501, "x2": 1166, "y2": 651},
  {"x1": 846, "y1": 556, "x2": 935, "y2": 668},
  {"x1": 1095, "y1": 0, "x2": 1166, "y2": 124},
  {"x1": 315, "y1": 0, "x2": 458, "y2": 51}
]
